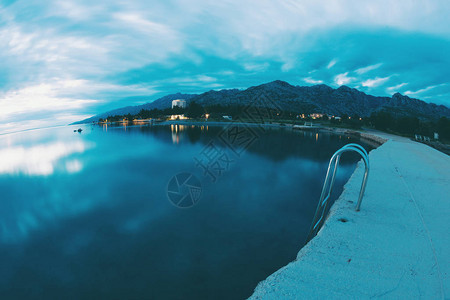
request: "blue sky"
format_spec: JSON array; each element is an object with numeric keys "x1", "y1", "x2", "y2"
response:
[{"x1": 0, "y1": 0, "x2": 449, "y2": 132}]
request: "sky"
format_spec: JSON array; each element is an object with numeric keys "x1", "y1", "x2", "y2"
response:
[{"x1": 0, "y1": 0, "x2": 449, "y2": 133}]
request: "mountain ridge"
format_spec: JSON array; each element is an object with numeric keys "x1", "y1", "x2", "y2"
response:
[{"x1": 75, "y1": 80, "x2": 450, "y2": 123}]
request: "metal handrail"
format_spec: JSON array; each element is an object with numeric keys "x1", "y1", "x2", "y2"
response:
[
  {"x1": 306, "y1": 143, "x2": 370, "y2": 242},
  {"x1": 342, "y1": 143, "x2": 369, "y2": 158}
]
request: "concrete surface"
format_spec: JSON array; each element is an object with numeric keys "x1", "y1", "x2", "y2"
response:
[{"x1": 250, "y1": 132, "x2": 449, "y2": 299}]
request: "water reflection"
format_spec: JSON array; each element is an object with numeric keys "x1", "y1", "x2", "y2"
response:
[
  {"x1": 170, "y1": 124, "x2": 188, "y2": 144},
  {"x1": 0, "y1": 140, "x2": 91, "y2": 175},
  {"x1": 0, "y1": 124, "x2": 373, "y2": 299}
]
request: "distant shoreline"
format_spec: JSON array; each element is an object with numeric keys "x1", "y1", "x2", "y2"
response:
[{"x1": 94, "y1": 119, "x2": 387, "y2": 147}]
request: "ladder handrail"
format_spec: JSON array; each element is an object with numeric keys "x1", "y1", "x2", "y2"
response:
[
  {"x1": 342, "y1": 143, "x2": 369, "y2": 160},
  {"x1": 342, "y1": 143, "x2": 368, "y2": 155},
  {"x1": 318, "y1": 143, "x2": 369, "y2": 200},
  {"x1": 306, "y1": 143, "x2": 370, "y2": 243},
  {"x1": 319, "y1": 145, "x2": 369, "y2": 210}
]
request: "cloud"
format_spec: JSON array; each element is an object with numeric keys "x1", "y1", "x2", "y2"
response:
[
  {"x1": 112, "y1": 12, "x2": 181, "y2": 42},
  {"x1": 387, "y1": 83, "x2": 408, "y2": 92},
  {"x1": 355, "y1": 63, "x2": 383, "y2": 75},
  {"x1": 404, "y1": 84, "x2": 447, "y2": 96},
  {"x1": 334, "y1": 72, "x2": 356, "y2": 86},
  {"x1": 303, "y1": 77, "x2": 324, "y2": 84},
  {"x1": 0, "y1": 79, "x2": 158, "y2": 133},
  {"x1": 243, "y1": 62, "x2": 270, "y2": 72},
  {"x1": 0, "y1": 82, "x2": 98, "y2": 120},
  {"x1": 361, "y1": 76, "x2": 390, "y2": 88},
  {"x1": 327, "y1": 59, "x2": 337, "y2": 69}
]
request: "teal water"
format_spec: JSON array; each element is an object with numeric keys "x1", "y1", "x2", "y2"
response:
[{"x1": 0, "y1": 124, "x2": 372, "y2": 299}]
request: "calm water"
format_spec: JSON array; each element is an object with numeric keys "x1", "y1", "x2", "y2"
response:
[{"x1": 0, "y1": 124, "x2": 373, "y2": 299}]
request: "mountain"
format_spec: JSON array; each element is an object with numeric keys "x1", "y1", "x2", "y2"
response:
[{"x1": 76, "y1": 80, "x2": 450, "y2": 123}]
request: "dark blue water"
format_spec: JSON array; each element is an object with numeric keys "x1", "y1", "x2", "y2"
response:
[{"x1": 0, "y1": 124, "x2": 372, "y2": 299}]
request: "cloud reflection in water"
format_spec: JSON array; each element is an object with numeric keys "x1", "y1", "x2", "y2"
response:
[{"x1": 0, "y1": 140, "x2": 91, "y2": 175}]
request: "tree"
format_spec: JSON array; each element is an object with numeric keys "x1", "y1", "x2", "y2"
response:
[
  {"x1": 437, "y1": 117, "x2": 450, "y2": 139},
  {"x1": 370, "y1": 112, "x2": 394, "y2": 131},
  {"x1": 171, "y1": 105, "x2": 185, "y2": 115},
  {"x1": 395, "y1": 116, "x2": 419, "y2": 135},
  {"x1": 186, "y1": 101, "x2": 205, "y2": 118}
]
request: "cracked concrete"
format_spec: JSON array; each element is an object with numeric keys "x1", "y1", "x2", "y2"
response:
[{"x1": 250, "y1": 132, "x2": 449, "y2": 299}]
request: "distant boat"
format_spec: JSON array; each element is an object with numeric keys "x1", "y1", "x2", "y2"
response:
[{"x1": 74, "y1": 128, "x2": 83, "y2": 133}]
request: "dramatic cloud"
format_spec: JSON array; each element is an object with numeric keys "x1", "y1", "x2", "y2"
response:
[{"x1": 0, "y1": 0, "x2": 449, "y2": 133}]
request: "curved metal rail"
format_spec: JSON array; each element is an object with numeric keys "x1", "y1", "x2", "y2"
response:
[{"x1": 306, "y1": 143, "x2": 370, "y2": 242}]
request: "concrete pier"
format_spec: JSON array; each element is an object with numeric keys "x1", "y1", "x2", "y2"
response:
[{"x1": 251, "y1": 132, "x2": 450, "y2": 299}]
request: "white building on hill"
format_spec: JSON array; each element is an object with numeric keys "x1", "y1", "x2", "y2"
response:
[{"x1": 172, "y1": 99, "x2": 186, "y2": 109}]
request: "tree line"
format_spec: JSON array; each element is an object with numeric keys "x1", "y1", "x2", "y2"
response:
[
  {"x1": 98, "y1": 102, "x2": 450, "y2": 141},
  {"x1": 367, "y1": 112, "x2": 450, "y2": 140}
]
